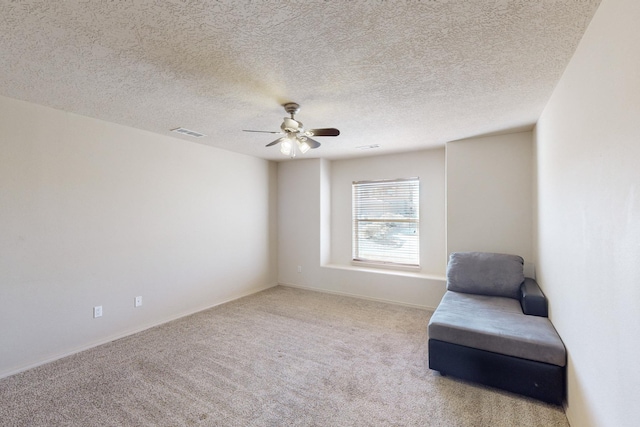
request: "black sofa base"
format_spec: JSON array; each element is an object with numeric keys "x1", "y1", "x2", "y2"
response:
[{"x1": 428, "y1": 339, "x2": 565, "y2": 405}]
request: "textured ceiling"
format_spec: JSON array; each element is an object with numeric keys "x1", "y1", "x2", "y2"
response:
[{"x1": 0, "y1": 0, "x2": 601, "y2": 160}]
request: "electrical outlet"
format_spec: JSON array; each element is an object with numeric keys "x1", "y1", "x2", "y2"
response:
[
  {"x1": 134, "y1": 296, "x2": 142, "y2": 307},
  {"x1": 297, "y1": 265, "x2": 302, "y2": 273},
  {"x1": 93, "y1": 306, "x2": 103, "y2": 318}
]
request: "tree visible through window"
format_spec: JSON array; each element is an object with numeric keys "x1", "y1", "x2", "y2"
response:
[{"x1": 352, "y1": 177, "x2": 419, "y2": 267}]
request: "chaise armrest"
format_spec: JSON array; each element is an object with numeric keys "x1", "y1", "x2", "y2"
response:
[{"x1": 519, "y1": 278, "x2": 548, "y2": 317}]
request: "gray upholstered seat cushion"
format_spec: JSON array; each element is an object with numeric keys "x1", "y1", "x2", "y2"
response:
[
  {"x1": 447, "y1": 252, "x2": 525, "y2": 299},
  {"x1": 428, "y1": 291, "x2": 566, "y2": 367}
]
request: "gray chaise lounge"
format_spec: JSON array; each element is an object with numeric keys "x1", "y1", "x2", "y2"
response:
[{"x1": 428, "y1": 252, "x2": 566, "y2": 404}]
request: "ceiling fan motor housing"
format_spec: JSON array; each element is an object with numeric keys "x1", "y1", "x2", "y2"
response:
[{"x1": 281, "y1": 117, "x2": 302, "y2": 133}]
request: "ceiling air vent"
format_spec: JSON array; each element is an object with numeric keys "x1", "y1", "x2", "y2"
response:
[
  {"x1": 356, "y1": 144, "x2": 380, "y2": 150},
  {"x1": 171, "y1": 127, "x2": 206, "y2": 138}
]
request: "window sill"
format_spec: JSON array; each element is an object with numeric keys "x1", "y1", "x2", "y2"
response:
[
  {"x1": 351, "y1": 260, "x2": 420, "y2": 272},
  {"x1": 322, "y1": 263, "x2": 446, "y2": 281}
]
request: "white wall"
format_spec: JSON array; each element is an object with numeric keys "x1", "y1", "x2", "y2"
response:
[
  {"x1": 534, "y1": 0, "x2": 640, "y2": 425},
  {"x1": 0, "y1": 95, "x2": 278, "y2": 378},
  {"x1": 277, "y1": 158, "x2": 323, "y2": 287},
  {"x1": 278, "y1": 150, "x2": 447, "y2": 309},
  {"x1": 446, "y1": 132, "x2": 533, "y2": 269},
  {"x1": 330, "y1": 149, "x2": 446, "y2": 274}
]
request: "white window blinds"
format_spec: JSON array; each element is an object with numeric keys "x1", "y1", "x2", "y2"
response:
[{"x1": 352, "y1": 177, "x2": 419, "y2": 267}]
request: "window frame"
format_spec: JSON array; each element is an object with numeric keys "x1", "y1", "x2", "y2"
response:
[{"x1": 352, "y1": 177, "x2": 420, "y2": 269}]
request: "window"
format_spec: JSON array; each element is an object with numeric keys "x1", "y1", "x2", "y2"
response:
[{"x1": 352, "y1": 177, "x2": 419, "y2": 267}]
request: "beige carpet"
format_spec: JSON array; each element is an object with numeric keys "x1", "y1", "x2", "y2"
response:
[{"x1": 0, "y1": 286, "x2": 568, "y2": 426}]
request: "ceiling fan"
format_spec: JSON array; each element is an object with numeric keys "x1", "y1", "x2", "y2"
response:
[{"x1": 243, "y1": 102, "x2": 340, "y2": 157}]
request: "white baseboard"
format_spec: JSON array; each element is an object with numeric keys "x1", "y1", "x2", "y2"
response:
[
  {"x1": 278, "y1": 282, "x2": 437, "y2": 311},
  {"x1": 0, "y1": 282, "x2": 277, "y2": 380}
]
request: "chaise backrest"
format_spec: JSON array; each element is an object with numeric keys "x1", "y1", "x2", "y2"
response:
[{"x1": 446, "y1": 252, "x2": 525, "y2": 299}]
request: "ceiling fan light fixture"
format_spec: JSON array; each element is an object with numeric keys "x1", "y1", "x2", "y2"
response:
[
  {"x1": 297, "y1": 138, "x2": 311, "y2": 154},
  {"x1": 280, "y1": 138, "x2": 293, "y2": 156}
]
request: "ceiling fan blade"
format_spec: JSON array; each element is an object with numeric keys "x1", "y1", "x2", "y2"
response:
[
  {"x1": 302, "y1": 137, "x2": 321, "y2": 149},
  {"x1": 306, "y1": 128, "x2": 340, "y2": 137},
  {"x1": 243, "y1": 129, "x2": 283, "y2": 134},
  {"x1": 266, "y1": 136, "x2": 287, "y2": 147}
]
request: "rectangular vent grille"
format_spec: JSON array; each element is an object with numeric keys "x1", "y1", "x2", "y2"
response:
[
  {"x1": 171, "y1": 127, "x2": 206, "y2": 138},
  {"x1": 356, "y1": 144, "x2": 380, "y2": 150}
]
